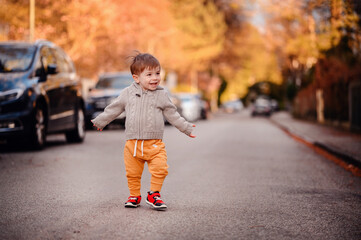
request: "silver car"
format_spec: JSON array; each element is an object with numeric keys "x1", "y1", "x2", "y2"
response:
[{"x1": 175, "y1": 93, "x2": 203, "y2": 122}]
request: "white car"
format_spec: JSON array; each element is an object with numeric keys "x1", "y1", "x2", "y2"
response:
[
  {"x1": 175, "y1": 93, "x2": 203, "y2": 122},
  {"x1": 251, "y1": 97, "x2": 272, "y2": 117},
  {"x1": 222, "y1": 100, "x2": 244, "y2": 113}
]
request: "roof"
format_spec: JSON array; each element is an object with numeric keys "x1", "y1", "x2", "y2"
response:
[{"x1": 0, "y1": 40, "x2": 55, "y2": 48}]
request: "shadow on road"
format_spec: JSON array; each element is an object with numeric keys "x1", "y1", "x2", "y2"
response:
[{"x1": 0, "y1": 136, "x2": 72, "y2": 153}]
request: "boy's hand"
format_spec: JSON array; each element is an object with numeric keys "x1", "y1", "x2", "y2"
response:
[
  {"x1": 91, "y1": 120, "x2": 103, "y2": 131},
  {"x1": 189, "y1": 125, "x2": 196, "y2": 138},
  {"x1": 93, "y1": 125, "x2": 103, "y2": 131}
]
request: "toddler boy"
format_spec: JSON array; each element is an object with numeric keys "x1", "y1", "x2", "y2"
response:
[{"x1": 91, "y1": 52, "x2": 195, "y2": 210}]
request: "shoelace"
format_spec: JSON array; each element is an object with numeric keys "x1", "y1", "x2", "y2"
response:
[
  {"x1": 128, "y1": 197, "x2": 138, "y2": 202},
  {"x1": 153, "y1": 196, "x2": 164, "y2": 203}
]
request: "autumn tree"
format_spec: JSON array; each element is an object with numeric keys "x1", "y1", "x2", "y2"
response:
[
  {"x1": 0, "y1": 0, "x2": 284, "y2": 106},
  {"x1": 210, "y1": 0, "x2": 282, "y2": 102},
  {"x1": 0, "y1": 0, "x2": 33, "y2": 40},
  {"x1": 0, "y1": 0, "x2": 177, "y2": 78},
  {"x1": 261, "y1": 0, "x2": 361, "y2": 123},
  {"x1": 57, "y1": 0, "x2": 176, "y2": 77},
  {"x1": 170, "y1": 0, "x2": 227, "y2": 91},
  {"x1": 261, "y1": 0, "x2": 360, "y2": 88}
]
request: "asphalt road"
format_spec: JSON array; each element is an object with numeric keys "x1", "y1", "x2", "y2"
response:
[{"x1": 1, "y1": 111, "x2": 361, "y2": 240}]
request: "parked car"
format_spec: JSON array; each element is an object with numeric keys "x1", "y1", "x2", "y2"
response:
[
  {"x1": 85, "y1": 72, "x2": 133, "y2": 128},
  {"x1": 200, "y1": 98, "x2": 209, "y2": 120},
  {"x1": 163, "y1": 87, "x2": 184, "y2": 124},
  {"x1": 0, "y1": 40, "x2": 86, "y2": 149},
  {"x1": 175, "y1": 93, "x2": 204, "y2": 122},
  {"x1": 270, "y1": 99, "x2": 279, "y2": 112},
  {"x1": 221, "y1": 100, "x2": 244, "y2": 113},
  {"x1": 251, "y1": 97, "x2": 272, "y2": 117}
]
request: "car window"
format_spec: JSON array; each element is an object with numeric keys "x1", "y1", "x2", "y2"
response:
[
  {"x1": 96, "y1": 76, "x2": 133, "y2": 89},
  {"x1": 179, "y1": 95, "x2": 195, "y2": 103},
  {"x1": 63, "y1": 53, "x2": 75, "y2": 73},
  {"x1": 255, "y1": 98, "x2": 270, "y2": 106},
  {"x1": 39, "y1": 46, "x2": 56, "y2": 71},
  {"x1": 0, "y1": 45, "x2": 36, "y2": 72},
  {"x1": 181, "y1": 97, "x2": 192, "y2": 102},
  {"x1": 52, "y1": 48, "x2": 68, "y2": 73}
]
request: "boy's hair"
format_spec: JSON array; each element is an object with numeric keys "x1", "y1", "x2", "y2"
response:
[{"x1": 129, "y1": 51, "x2": 160, "y2": 75}]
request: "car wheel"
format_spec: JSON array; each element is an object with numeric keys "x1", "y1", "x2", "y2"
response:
[
  {"x1": 65, "y1": 107, "x2": 86, "y2": 143},
  {"x1": 31, "y1": 105, "x2": 46, "y2": 149}
]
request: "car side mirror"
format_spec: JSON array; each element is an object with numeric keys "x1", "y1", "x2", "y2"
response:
[
  {"x1": 47, "y1": 64, "x2": 57, "y2": 75},
  {"x1": 35, "y1": 67, "x2": 47, "y2": 82}
]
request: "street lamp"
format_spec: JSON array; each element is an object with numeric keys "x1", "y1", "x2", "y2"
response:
[{"x1": 30, "y1": 0, "x2": 35, "y2": 42}]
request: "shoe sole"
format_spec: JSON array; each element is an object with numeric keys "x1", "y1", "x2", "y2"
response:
[
  {"x1": 124, "y1": 203, "x2": 140, "y2": 208},
  {"x1": 146, "y1": 199, "x2": 167, "y2": 211}
]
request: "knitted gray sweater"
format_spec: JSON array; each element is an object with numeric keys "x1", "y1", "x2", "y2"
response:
[{"x1": 91, "y1": 82, "x2": 193, "y2": 140}]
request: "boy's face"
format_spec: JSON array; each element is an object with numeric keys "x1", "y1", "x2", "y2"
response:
[{"x1": 133, "y1": 66, "x2": 161, "y2": 91}]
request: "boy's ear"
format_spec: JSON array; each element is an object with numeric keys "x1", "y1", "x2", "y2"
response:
[{"x1": 132, "y1": 74, "x2": 139, "y2": 83}]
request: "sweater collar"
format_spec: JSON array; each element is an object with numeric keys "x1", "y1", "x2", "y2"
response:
[{"x1": 131, "y1": 82, "x2": 164, "y2": 92}]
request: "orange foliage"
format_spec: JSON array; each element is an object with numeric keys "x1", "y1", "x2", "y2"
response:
[
  {"x1": 0, "y1": 0, "x2": 177, "y2": 78},
  {"x1": 315, "y1": 57, "x2": 350, "y2": 88}
]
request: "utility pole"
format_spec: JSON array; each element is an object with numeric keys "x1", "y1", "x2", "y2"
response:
[{"x1": 29, "y1": 0, "x2": 35, "y2": 42}]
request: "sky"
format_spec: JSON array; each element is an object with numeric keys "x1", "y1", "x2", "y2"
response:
[{"x1": 248, "y1": 0, "x2": 266, "y2": 33}]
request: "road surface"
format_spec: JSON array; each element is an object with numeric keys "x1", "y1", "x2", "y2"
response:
[{"x1": 1, "y1": 111, "x2": 360, "y2": 239}]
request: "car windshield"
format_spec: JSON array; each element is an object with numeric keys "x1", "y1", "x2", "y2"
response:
[
  {"x1": 0, "y1": 45, "x2": 36, "y2": 73},
  {"x1": 255, "y1": 98, "x2": 270, "y2": 106},
  {"x1": 96, "y1": 75, "x2": 133, "y2": 89},
  {"x1": 180, "y1": 96, "x2": 192, "y2": 102},
  {"x1": 179, "y1": 95, "x2": 198, "y2": 102}
]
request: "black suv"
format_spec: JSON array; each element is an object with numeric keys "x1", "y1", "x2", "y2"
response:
[{"x1": 0, "y1": 40, "x2": 86, "y2": 149}]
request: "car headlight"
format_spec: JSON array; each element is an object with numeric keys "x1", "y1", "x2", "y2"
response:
[{"x1": 0, "y1": 89, "x2": 24, "y2": 102}]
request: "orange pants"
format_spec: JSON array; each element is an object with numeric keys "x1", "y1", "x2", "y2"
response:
[{"x1": 124, "y1": 139, "x2": 168, "y2": 196}]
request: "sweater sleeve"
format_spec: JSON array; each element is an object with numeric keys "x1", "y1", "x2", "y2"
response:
[
  {"x1": 162, "y1": 91, "x2": 193, "y2": 136},
  {"x1": 91, "y1": 89, "x2": 127, "y2": 130}
]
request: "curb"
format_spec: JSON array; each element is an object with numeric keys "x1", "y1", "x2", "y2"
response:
[
  {"x1": 270, "y1": 118, "x2": 361, "y2": 169},
  {"x1": 313, "y1": 142, "x2": 361, "y2": 169}
]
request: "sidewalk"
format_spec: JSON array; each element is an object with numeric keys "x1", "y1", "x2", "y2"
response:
[{"x1": 270, "y1": 111, "x2": 361, "y2": 168}]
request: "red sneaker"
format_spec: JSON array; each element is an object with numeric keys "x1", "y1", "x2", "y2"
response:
[
  {"x1": 146, "y1": 191, "x2": 167, "y2": 210},
  {"x1": 124, "y1": 196, "x2": 141, "y2": 208}
]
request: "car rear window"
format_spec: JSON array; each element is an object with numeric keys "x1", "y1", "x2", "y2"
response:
[{"x1": 0, "y1": 45, "x2": 36, "y2": 73}]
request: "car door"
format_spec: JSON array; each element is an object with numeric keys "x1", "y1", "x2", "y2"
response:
[
  {"x1": 37, "y1": 46, "x2": 63, "y2": 132},
  {"x1": 48, "y1": 47, "x2": 78, "y2": 131}
]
